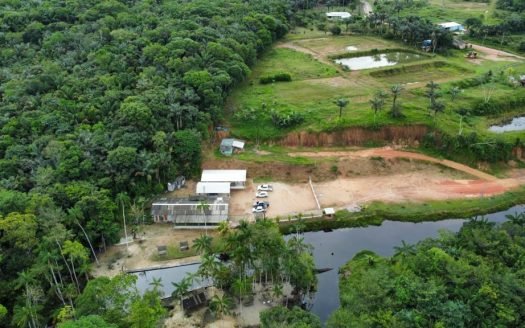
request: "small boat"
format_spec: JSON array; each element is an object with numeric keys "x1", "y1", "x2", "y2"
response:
[
  {"x1": 322, "y1": 228, "x2": 333, "y2": 232},
  {"x1": 315, "y1": 268, "x2": 333, "y2": 274}
]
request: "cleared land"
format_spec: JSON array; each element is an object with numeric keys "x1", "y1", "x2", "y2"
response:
[
  {"x1": 225, "y1": 147, "x2": 525, "y2": 218},
  {"x1": 227, "y1": 33, "x2": 525, "y2": 143}
]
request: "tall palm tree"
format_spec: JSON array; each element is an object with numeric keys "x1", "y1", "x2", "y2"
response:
[
  {"x1": 171, "y1": 276, "x2": 191, "y2": 307},
  {"x1": 217, "y1": 221, "x2": 230, "y2": 237},
  {"x1": 369, "y1": 93, "x2": 385, "y2": 125},
  {"x1": 390, "y1": 84, "x2": 404, "y2": 118},
  {"x1": 149, "y1": 277, "x2": 164, "y2": 295},
  {"x1": 193, "y1": 234, "x2": 213, "y2": 255},
  {"x1": 506, "y1": 212, "x2": 525, "y2": 226},
  {"x1": 334, "y1": 98, "x2": 349, "y2": 119},
  {"x1": 393, "y1": 240, "x2": 416, "y2": 258},
  {"x1": 449, "y1": 86, "x2": 462, "y2": 101},
  {"x1": 198, "y1": 253, "x2": 219, "y2": 284},
  {"x1": 209, "y1": 294, "x2": 232, "y2": 319}
]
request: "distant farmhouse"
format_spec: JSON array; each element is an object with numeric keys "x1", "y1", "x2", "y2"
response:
[
  {"x1": 326, "y1": 12, "x2": 351, "y2": 20},
  {"x1": 438, "y1": 22, "x2": 465, "y2": 33}
]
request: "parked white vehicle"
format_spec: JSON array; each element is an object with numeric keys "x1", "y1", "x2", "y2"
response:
[
  {"x1": 252, "y1": 206, "x2": 266, "y2": 213},
  {"x1": 257, "y1": 184, "x2": 273, "y2": 191},
  {"x1": 256, "y1": 191, "x2": 268, "y2": 198}
]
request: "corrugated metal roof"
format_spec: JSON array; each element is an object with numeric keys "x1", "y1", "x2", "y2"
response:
[
  {"x1": 201, "y1": 170, "x2": 246, "y2": 182},
  {"x1": 196, "y1": 182, "x2": 231, "y2": 194},
  {"x1": 232, "y1": 140, "x2": 245, "y2": 149}
]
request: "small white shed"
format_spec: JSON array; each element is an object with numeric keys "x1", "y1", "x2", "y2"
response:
[{"x1": 326, "y1": 12, "x2": 351, "y2": 20}]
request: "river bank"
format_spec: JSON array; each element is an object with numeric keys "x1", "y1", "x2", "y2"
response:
[{"x1": 279, "y1": 186, "x2": 525, "y2": 234}]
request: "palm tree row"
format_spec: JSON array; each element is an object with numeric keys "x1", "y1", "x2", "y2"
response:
[{"x1": 171, "y1": 220, "x2": 317, "y2": 320}]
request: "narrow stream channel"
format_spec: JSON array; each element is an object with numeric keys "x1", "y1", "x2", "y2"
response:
[
  {"x1": 134, "y1": 205, "x2": 524, "y2": 322},
  {"x1": 304, "y1": 204, "x2": 524, "y2": 322}
]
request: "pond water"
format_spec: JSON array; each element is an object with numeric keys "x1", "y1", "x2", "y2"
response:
[
  {"x1": 335, "y1": 52, "x2": 422, "y2": 70},
  {"x1": 489, "y1": 116, "x2": 525, "y2": 133},
  {"x1": 305, "y1": 204, "x2": 524, "y2": 322},
  {"x1": 132, "y1": 205, "x2": 524, "y2": 321}
]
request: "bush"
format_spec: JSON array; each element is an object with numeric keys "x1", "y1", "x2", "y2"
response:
[
  {"x1": 259, "y1": 72, "x2": 292, "y2": 84},
  {"x1": 518, "y1": 41, "x2": 525, "y2": 52},
  {"x1": 270, "y1": 109, "x2": 304, "y2": 128},
  {"x1": 330, "y1": 25, "x2": 341, "y2": 35}
]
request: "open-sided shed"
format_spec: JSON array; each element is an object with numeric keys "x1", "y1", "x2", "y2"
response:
[
  {"x1": 196, "y1": 182, "x2": 231, "y2": 196},
  {"x1": 201, "y1": 169, "x2": 246, "y2": 189}
]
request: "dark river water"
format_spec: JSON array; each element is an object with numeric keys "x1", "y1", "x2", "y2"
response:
[{"x1": 134, "y1": 205, "x2": 525, "y2": 322}]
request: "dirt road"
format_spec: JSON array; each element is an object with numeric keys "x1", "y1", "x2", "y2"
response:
[
  {"x1": 291, "y1": 147, "x2": 498, "y2": 181},
  {"x1": 276, "y1": 42, "x2": 335, "y2": 66},
  {"x1": 470, "y1": 44, "x2": 524, "y2": 62}
]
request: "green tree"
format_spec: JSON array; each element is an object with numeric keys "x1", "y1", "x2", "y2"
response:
[
  {"x1": 334, "y1": 98, "x2": 349, "y2": 119},
  {"x1": 209, "y1": 294, "x2": 233, "y2": 319},
  {"x1": 330, "y1": 25, "x2": 342, "y2": 35},
  {"x1": 261, "y1": 306, "x2": 321, "y2": 328},
  {"x1": 369, "y1": 90, "x2": 387, "y2": 125},
  {"x1": 127, "y1": 289, "x2": 166, "y2": 328},
  {"x1": 58, "y1": 315, "x2": 117, "y2": 328},
  {"x1": 389, "y1": 84, "x2": 404, "y2": 118}
]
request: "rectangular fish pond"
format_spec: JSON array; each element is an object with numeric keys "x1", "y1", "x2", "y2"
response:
[{"x1": 335, "y1": 51, "x2": 424, "y2": 70}]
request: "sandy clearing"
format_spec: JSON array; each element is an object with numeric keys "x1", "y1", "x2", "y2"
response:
[
  {"x1": 290, "y1": 147, "x2": 498, "y2": 181},
  {"x1": 93, "y1": 225, "x2": 216, "y2": 277},
  {"x1": 229, "y1": 180, "x2": 318, "y2": 220},
  {"x1": 470, "y1": 44, "x2": 525, "y2": 62}
]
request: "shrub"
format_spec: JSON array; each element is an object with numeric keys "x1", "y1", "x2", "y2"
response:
[
  {"x1": 330, "y1": 25, "x2": 341, "y2": 35},
  {"x1": 270, "y1": 109, "x2": 305, "y2": 128},
  {"x1": 259, "y1": 72, "x2": 292, "y2": 84}
]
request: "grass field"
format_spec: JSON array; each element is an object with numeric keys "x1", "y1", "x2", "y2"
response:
[
  {"x1": 400, "y1": 0, "x2": 501, "y2": 25},
  {"x1": 227, "y1": 33, "x2": 525, "y2": 143},
  {"x1": 252, "y1": 48, "x2": 338, "y2": 80}
]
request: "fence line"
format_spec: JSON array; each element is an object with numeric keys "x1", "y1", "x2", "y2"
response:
[{"x1": 309, "y1": 176, "x2": 321, "y2": 210}]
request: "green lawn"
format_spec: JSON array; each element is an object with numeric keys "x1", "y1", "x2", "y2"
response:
[{"x1": 252, "y1": 48, "x2": 338, "y2": 81}]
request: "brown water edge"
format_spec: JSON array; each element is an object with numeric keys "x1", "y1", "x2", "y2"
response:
[{"x1": 276, "y1": 125, "x2": 429, "y2": 147}]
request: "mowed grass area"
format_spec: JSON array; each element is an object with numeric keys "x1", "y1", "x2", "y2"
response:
[
  {"x1": 227, "y1": 34, "x2": 525, "y2": 142},
  {"x1": 370, "y1": 61, "x2": 472, "y2": 84},
  {"x1": 251, "y1": 48, "x2": 338, "y2": 80}
]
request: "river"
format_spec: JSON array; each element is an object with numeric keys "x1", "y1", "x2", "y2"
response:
[
  {"x1": 304, "y1": 204, "x2": 525, "y2": 322},
  {"x1": 134, "y1": 205, "x2": 524, "y2": 322}
]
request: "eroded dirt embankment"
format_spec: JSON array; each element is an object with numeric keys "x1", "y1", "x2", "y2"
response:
[{"x1": 277, "y1": 125, "x2": 429, "y2": 147}]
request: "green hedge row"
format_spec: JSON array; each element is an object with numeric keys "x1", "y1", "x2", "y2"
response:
[{"x1": 260, "y1": 72, "x2": 292, "y2": 84}]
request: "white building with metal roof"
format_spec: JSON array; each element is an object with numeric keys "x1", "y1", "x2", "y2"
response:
[
  {"x1": 326, "y1": 12, "x2": 351, "y2": 20},
  {"x1": 201, "y1": 169, "x2": 246, "y2": 189},
  {"x1": 196, "y1": 182, "x2": 231, "y2": 196}
]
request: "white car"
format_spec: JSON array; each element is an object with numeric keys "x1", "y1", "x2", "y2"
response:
[
  {"x1": 257, "y1": 184, "x2": 273, "y2": 191},
  {"x1": 256, "y1": 191, "x2": 268, "y2": 198},
  {"x1": 252, "y1": 206, "x2": 266, "y2": 213}
]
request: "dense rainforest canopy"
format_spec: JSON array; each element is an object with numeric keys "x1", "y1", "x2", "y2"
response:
[
  {"x1": 0, "y1": 0, "x2": 292, "y2": 326},
  {"x1": 328, "y1": 215, "x2": 525, "y2": 327}
]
